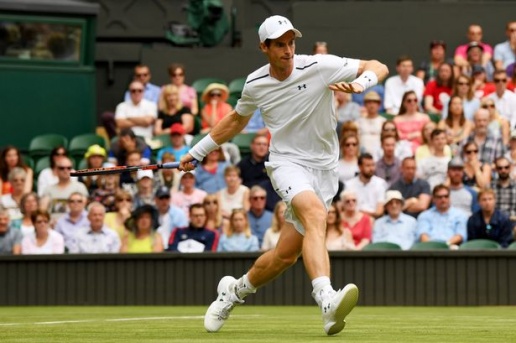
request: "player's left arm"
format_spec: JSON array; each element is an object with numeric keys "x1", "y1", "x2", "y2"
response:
[{"x1": 330, "y1": 59, "x2": 389, "y2": 94}]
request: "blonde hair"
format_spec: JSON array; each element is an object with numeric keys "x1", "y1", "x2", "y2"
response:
[
  {"x1": 159, "y1": 85, "x2": 183, "y2": 112},
  {"x1": 228, "y1": 208, "x2": 252, "y2": 238},
  {"x1": 270, "y1": 201, "x2": 287, "y2": 233},
  {"x1": 203, "y1": 194, "x2": 223, "y2": 229}
]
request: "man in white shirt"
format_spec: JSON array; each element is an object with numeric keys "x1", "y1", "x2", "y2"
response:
[
  {"x1": 384, "y1": 55, "x2": 424, "y2": 115},
  {"x1": 115, "y1": 81, "x2": 157, "y2": 139},
  {"x1": 357, "y1": 91, "x2": 386, "y2": 154},
  {"x1": 179, "y1": 15, "x2": 388, "y2": 336},
  {"x1": 488, "y1": 70, "x2": 516, "y2": 129}
]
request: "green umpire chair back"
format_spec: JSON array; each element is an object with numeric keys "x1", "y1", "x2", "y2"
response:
[
  {"x1": 28, "y1": 134, "x2": 68, "y2": 163},
  {"x1": 507, "y1": 241, "x2": 516, "y2": 250},
  {"x1": 68, "y1": 134, "x2": 106, "y2": 164},
  {"x1": 231, "y1": 132, "x2": 256, "y2": 158},
  {"x1": 460, "y1": 239, "x2": 501, "y2": 250},
  {"x1": 362, "y1": 242, "x2": 402, "y2": 251},
  {"x1": 410, "y1": 241, "x2": 450, "y2": 250}
]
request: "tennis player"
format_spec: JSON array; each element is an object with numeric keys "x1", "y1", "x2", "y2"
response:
[{"x1": 179, "y1": 15, "x2": 389, "y2": 335}]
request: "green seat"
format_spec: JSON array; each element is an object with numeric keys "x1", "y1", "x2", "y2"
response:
[
  {"x1": 410, "y1": 241, "x2": 450, "y2": 250},
  {"x1": 77, "y1": 158, "x2": 88, "y2": 170},
  {"x1": 379, "y1": 113, "x2": 395, "y2": 121},
  {"x1": 29, "y1": 134, "x2": 68, "y2": 161},
  {"x1": 427, "y1": 113, "x2": 441, "y2": 124},
  {"x1": 191, "y1": 78, "x2": 227, "y2": 97},
  {"x1": 21, "y1": 154, "x2": 34, "y2": 170},
  {"x1": 228, "y1": 77, "x2": 246, "y2": 97},
  {"x1": 460, "y1": 239, "x2": 501, "y2": 250},
  {"x1": 34, "y1": 158, "x2": 50, "y2": 177},
  {"x1": 227, "y1": 94, "x2": 239, "y2": 108},
  {"x1": 507, "y1": 241, "x2": 516, "y2": 250},
  {"x1": 68, "y1": 134, "x2": 106, "y2": 163},
  {"x1": 190, "y1": 133, "x2": 208, "y2": 148},
  {"x1": 362, "y1": 242, "x2": 402, "y2": 251},
  {"x1": 231, "y1": 132, "x2": 256, "y2": 157}
]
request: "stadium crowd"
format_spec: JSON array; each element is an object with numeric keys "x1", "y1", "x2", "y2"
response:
[{"x1": 1, "y1": 22, "x2": 516, "y2": 255}]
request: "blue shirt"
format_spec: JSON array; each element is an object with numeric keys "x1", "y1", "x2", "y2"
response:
[
  {"x1": 54, "y1": 211, "x2": 90, "y2": 251},
  {"x1": 248, "y1": 209, "x2": 273, "y2": 246},
  {"x1": 167, "y1": 225, "x2": 219, "y2": 252},
  {"x1": 467, "y1": 209, "x2": 514, "y2": 248},
  {"x1": 217, "y1": 232, "x2": 259, "y2": 252},
  {"x1": 156, "y1": 145, "x2": 190, "y2": 163},
  {"x1": 417, "y1": 207, "x2": 468, "y2": 242},
  {"x1": 244, "y1": 109, "x2": 266, "y2": 133},
  {"x1": 124, "y1": 82, "x2": 161, "y2": 104},
  {"x1": 372, "y1": 213, "x2": 418, "y2": 250},
  {"x1": 195, "y1": 162, "x2": 229, "y2": 194}
]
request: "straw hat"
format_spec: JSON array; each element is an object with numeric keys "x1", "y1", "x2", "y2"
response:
[{"x1": 201, "y1": 83, "x2": 229, "y2": 103}]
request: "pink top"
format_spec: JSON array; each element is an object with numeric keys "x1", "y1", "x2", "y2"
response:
[
  {"x1": 171, "y1": 188, "x2": 208, "y2": 218},
  {"x1": 394, "y1": 116, "x2": 431, "y2": 153},
  {"x1": 342, "y1": 214, "x2": 372, "y2": 245},
  {"x1": 21, "y1": 230, "x2": 65, "y2": 255},
  {"x1": 454, "y1": 42, "x2": 493, "y2": 59},
  {"x1": 179, "y1": 85, "x2": 197, "y2": 111},
  {"x1": 202, "y1": 102, "x2": 233, "y2": 129}
]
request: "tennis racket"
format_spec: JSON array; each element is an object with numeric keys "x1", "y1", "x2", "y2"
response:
[{"x1": 70, "y1": 160, "x2": 198, "y2": 176}]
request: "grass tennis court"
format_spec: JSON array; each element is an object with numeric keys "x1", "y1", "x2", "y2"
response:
[{"x1": 1, "y1": 306, "x2": 514, "y2": 343}]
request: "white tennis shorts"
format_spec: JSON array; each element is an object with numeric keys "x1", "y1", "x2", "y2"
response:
[{"x1": 265, "y1": 161, "x2": 338, "y2": 235}]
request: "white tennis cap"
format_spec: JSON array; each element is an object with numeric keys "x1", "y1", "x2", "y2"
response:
[{"x1": 258, "y1": 15, "x2": 302, "y2": 43}]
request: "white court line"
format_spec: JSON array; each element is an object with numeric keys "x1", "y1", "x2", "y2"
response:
[
  {"x1": 106, "y1": 316, "x2": 204, "y2": 322},
  {"x1": 35, "y1": 320, "x2": 96, "y2": 325},
  {"x1": 0, "y1": 323, "x2": 21, "y2": 326}
]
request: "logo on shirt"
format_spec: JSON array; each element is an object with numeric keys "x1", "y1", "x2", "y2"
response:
[{"x1": 297, "y1": 84, "x2": 307, "y2": 90}]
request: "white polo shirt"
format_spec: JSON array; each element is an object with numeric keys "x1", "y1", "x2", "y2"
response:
[
  {"x1": 235, "y1": 54, "x2": 359, "y2": 170},
  {"x1": 344, "y1": 175, "x2": 388, "y2": 213},
  {"x1": 488, "y1": 90, "x2": 516, "y2": 129},
  {"x1": 115, "y1": 99, "x2": 157, "y2": 139},
  {"x1": 383, "y1": 75, "x2": 424, "y2": 114}
]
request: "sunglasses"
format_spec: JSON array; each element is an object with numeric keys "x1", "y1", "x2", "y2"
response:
[
  {"x1": 210, "y1": 92, "x2": 222, "y2": 97},
  {"x1": 494, "y1": 78, "x2": 507, "y2": 83},
  {"x1": 457, "y1": 82, "x2": 469, "y2": 86},
  {"x1": 405, "y1": 98, "x2": 418, "y2": 103},
  {"x1": 116, "y1": 198, "x2": 132, "y2": 202},
  {"x1": 130, "y1": 89, "x2": 143, "y2": 93},
  {"x1": 497, "y1": 165, "x2": 510, "y2": 170},
  {"x1": 68, "y1": 199, "x2": 83, "y2": 204},
  {"x1": 435, "y1": 194, "x2": 449, "y2": 199},
  {"x1": 251, "y1": 196, "x2": 266, "y2": 200},
  {"x1": 465, "y1": 149, "x2": 478, "y2": 154},
  {"x1": 57, "y1": 166, "x2": 72, "y2": 170},
  {"x1": 204, "y1": 201, "x2": 218, "y2": 205},
  {"x1": 481, "y1": 104, "x2": 495, "y2": 109},
  {"x1": 172, "y1": 73, "x2": 184, "y2": 77},
  {"x1": 12, "y1": 178, "x2": 25, "y2": 182},
  {"x1": 345, "y1": 142, "x2": 357, "y2": 147}
]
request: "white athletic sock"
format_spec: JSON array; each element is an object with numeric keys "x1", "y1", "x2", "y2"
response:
[
  {"x1": 311, "y1": 276, "x2": 334, "y2": 307},
  {"x1": 234, "y1": 273, "x2": 257, "y2": 300}
]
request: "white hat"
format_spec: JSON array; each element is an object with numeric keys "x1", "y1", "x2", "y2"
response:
[
  {"x1": 137, "y1": 169, "x2": 154, "y2": 181},
  {"x1": 179, "y1": 170, "x2": 196, "y2": 180},
  {"x1": 258, "y1": 15, "x2": 302, "y2": 43},
  {"x1": 385, "y1": 190, "x2": 404, "y2": 205}
]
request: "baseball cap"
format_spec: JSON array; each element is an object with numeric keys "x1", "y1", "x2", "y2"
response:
[
  {"x1": 448, "y1": 156, "x2": 464, "y2": 169},
  {"x1": 385, "y1": 190, "x2": 404, "y2": 205},
  {"x1": 170, "y1": 123, "x2": 186, "y2": 135},
  {"x1": 258, "y1": 15, "x2": 302, "y2": 43},
  {"x1": 155, "y1": 186, "x2": 171, "y2": 198},
  {"x1": 136, "y1": 169, "x2": 154, "y2": 181},
  {"x1": 467, "y1": 41, "x2": 484, "y2": 52},
  {"x1": 179, "y1": 170, "x2": 196, "y2": 180}
]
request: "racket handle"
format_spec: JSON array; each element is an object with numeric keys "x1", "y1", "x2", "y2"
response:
[{"x1": 161, "y1": 160, "x2": 198, "y2": 169}]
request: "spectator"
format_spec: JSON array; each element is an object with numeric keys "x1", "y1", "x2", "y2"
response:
[
  {"x1": 375, "y1": 134, "x2": 401, "y2": 188},
  {"x1": 417, "y1": 184, "x2": 468, "y2": 247},
  {"x1": 384, "y1": 55, "x2": 424, "y2": 115},
  {"x1": 423, "y1": 62, "x2": 454, "y2": 115},
  {"x1": 344, "y1": 153, "x2": 387, "y2": 219},
  {"x1": 465, "y1": 108, "x2": 505, "y2": 164},
  {"x1": 218, "y1": 208, "x2": 259, "y2": 252},
  {"x1": 103, "y1": 189, "x2": 133, "y2": 240},
  {"x1": 504, "y1": 130, "x2": 516, "y2": 177},
  {"x1": 390, "y1": 157, "x2": 432, "y2": 218},
  {"x1": 237, "y1": 134, "x2": 270, "y2": 189},
  {"x1": 119, "y1": 151, "x2": 145, "y2": 195},
  {"x1": 471, "y1": 65, "x2": 495, "y2": 99},
  {"x1": 37, "y1": 146, "x2": 69, "y2": 196},
  {"x1": 467, "y1": 189, "x2": 514, "y2": 248},
  {"x1": 487, "y1": 69, "x2": 516, "y2": 129},
  {"x1": 461, "y1": 42, "x2": 495, "y2": 81},
  {"x1": 325, "y1": 202, "x2": 354, "y2": 251},
  {"x1": 339, "y1": 190, "x2": 372, "y2": 250},
  {"x1": 154, "y1": 186, "x2": 188, "y2": 250},
  {"x1": 481, "y1": 97, "x2": 510, "y2": 146},
  {"x1": 121, "y1": 204, "x2": 163, "y2": 253},
  {"x1": 164, "y1": 63, "x2": 198, "y2": 115},
  {"x1": 417, "y1": 129, "x2": 451, "y2": 190},
  {"x1": 154, "y1": 86, "x2": 195, "y2": 136},
  {"x1": 89, "y1": 173, "x2": 120, "y2": 213},
  {"x1": 415, "y1": 121, "x2": 453, "y2": 164},
  {"x1": 203, "y1": 194, "x2": 223, "y2": 232},
  {"x1": 447, "y1": 157, "x2": 479, "y2": 217},
  {"x1": 40, "y1": 156, "x2": 89, "y2": 220},
  {"x1": 262, "y1": 201, "x2": 287, "y2": 251},
  {"x1": 461, "y1": 142, "x2": 492, "y2": 190},
  {"x1": 68, "y1": 202, "x2": 121, "y2": 254},
  {"x1": 454, "y1": 24, "x2": 493, "y2": 69},
  {"x1": 171, "y1": 171, "x2": 207, "y2": 219},
  {"x1": 493, "y1": 21, "x2": 516, "y2": 71},
  {"x1": 337, "y1": 133, "x2": 359, "y2": 184},
  {"x1": 372, "y1": 190, "x2": 418, "y2": 250},
  {"x1": 0, "y1": 167, "x2": 27, "y2": 221},
  {"x1": 394, "y1": 90, "x2": 431, "y2": 153},
  {"x1": 491, "y1": 157, "x2": 516, "y2": 222},
  {"x1": 312, "y1": 41, "x2": 328, "y2": 54},
  {"x1": 10, "y1": 192, "x2": 38, "y2": 237},
  {"x1": 0, "y1": 145, "x2": 33, "y2": 194},
  {"x1": 352, "y1": 86, "x2": 386, "y2": 114},
  {"x1": 357, "y1": 91, "x2": 386, "y2": 154},
  {"x1": 0, "y1": 208, "x2": 21, "y2": 254},
  {"x1": 108, "y1": 128, "x2": 152, "y2": 166},
  {"x1": 156, "y1": 123, "x2": 190, "y2": 163},
  {"x1": 438, "y1": 95, "x2": 474, "y2": 155},
  {"x1": 123, "y1": 64, "x2": 161, "y2": 104},
  {"x1": 195, "y1": 147, "x2": 228, "y2": 194},
  {"x1": 54, "y1": 192, "x2": 89, "y2": 252},
  {"x1": 335, "y1": 91, "x2": 361, "y2": 124},
  {"x1": 200, "y1": 83, "x2": 232, "y2": 133},
  {"x1": 448, "y1": 74, "x2": 480, "y2": 121},
  {"x1": 132, "y1": 170, "x2": 155, "y2": 209},
  {"x1": 247, "y1": 185, "x2": 273, "y2": 246},
  {"x1": 167, "y1": 203, "x2": 219, "y2": 252},
  {"x1": 78, "y1": 145, "x2": 107, "y2": 194},
  {"x1": 374, "y1": 120, "x2": 413, "y2": 162},
  {"x1": 242, "y1": 109, "x2": 267, "y2": 135},
  {"x1": 22, "y1": 210, "x2": 64, "y2": 255},
  {"x1": 115, "y1": 80, "x2": 157, "y2": 140},
  {"x1": 417, "y1": 40, "x2": 451, "y2": 84},
  {"x1": 218, "y1": 166, "x2": 250, "y2": 219},
  {"x1": 155, "y1": 153, "x2": 179, "y2": 191}
]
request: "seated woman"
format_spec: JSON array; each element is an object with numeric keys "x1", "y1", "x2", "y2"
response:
[
  {"x1": 164, "y1": 63, "x2": 198, "y2": 115},
  {"x1": 394, "y1": 91, "x2": 431, "y2": 153},
  {"x1": 217, "y1": 166, "x2": 250, "y2": 219},
  {"x1": 445, "y1": 75, "x2": 480, "y2": 121},
  {"x1": 104, "y1": 189, "x2": 133, "y2": 240},
  {"x1": 337, "y1": 133, "x2": 360, "y2": 184},
  {"x1": 461, "y1": 142, "x2": 491, "y2": 190},
  {"x1": 0, "y1": 145, "x2": 33, "y2": 195},
  {"x1": 195, "y1": 147, "x2": 229, "y2": 194},
  {"x1": 423, "y1": 62, "x2": 454, "y2": 116},
  {"x1": 261, "y1": 201, "x2": 287, "y2": 251},
  {"x1": 10, "y1": 192, "x2": 39, "y2": 237},
  {"x1": 200, "y1": 83, "x2": 232, "y2": 133},
  {"x1": 340, "y1": 190, "x2": 372, "y2": 250},
  {"x1": 37, "y1": 145, "x2": 68, "y2": 196},
  {"x1": 480, "y1": 98, "x2": 510, "y2": 145},
  {"x1": 374, "y1": 120, "x2": 413, "y2": 161},
  {"x1": 21, "y1": 210, "x2": 64, "y2": 255},
  {"x1": 79, "y1": 145, "x2": 108, "y2": 194},
  {"x1": 90, "y1": 173, "x2": 120, "y2": 213},
  {"x1": 438, "y1": 95, "x2": 474, "y2": 156},
  {"x1": 0, "y1": 167, "x2": 28, "y2": 222},
  {"x1": 325, "y1": 202, "x2": 355, "y2": 251},
  {"x1": 154, "y1": 84, "x2": 195, "y2": 136},
  {"x1": 471, "y1": 66, "x2": 495, "y2": 98},
  {"x1": 108, "y1": 128, "x2": 152, "y2": 166},
  {"x1": 203, "y1": 194, "x2": 224, "y2": 232},
  {"x1": 121, "y1": 204, "x2": 163, "y2": 253},
  {"x1": 217, "y1": 208, "x2": 259, "y2": 252},
  {"x1": 416, "y1": 121, "x2": 452, "y2": 163}
]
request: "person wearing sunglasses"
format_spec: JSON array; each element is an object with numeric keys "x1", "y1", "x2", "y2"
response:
[
  {"x1": 493, "y1": 21, "x2": 516, "y2": 71},
  {"x1": 384, "y1": 55, "x2": 424, "y2": 115},
  {"x1": 37, "y1": 146, "x2": 68, "y2": 197},
  {"x1": 480, "y1": 98, "x2": 510, "y2": 145},
  {"x1": 461, "y1": 142, "x2": 492, "y2": 190},
  {"x1": 437, "y1": 95, "x2": 474, "y2": 153},
  {"x1": 417, "y1": 184, "x2": 468, "y2": 248},
  {"x1": 460, "y1": 42, "x2": 495, "y2": 81},
  {"x1": 454, "y1": 25, "x2": 493, "y2": 70},
  {"x1": 247, "y1": 185, "x2": 273, "y2": 247},
  {"x1": 465, "y1": 108, "x2": 506, "y2": 165},
  {"x1": 21, "y1": 210, "x2": 64, "y2": 255},
  {"x1": 491, "y1": 157, "x2": 516, "y2": 224},
  {"x1": 165, "y1": 63, "x2": 198, "y2": 116},
  {"x1": 123, "y1": 64, "x2": 161, "y2": 104},
  {"x1": 395, "y1": 90, "x2": 431, "y2": 153},
  {"x1": 200, "y1": 83, "x2": 232, "y2": 133},
  {"x1": 339, "y1": 190, "x2": 371, "y2": 250},
  {"x1": 446, "y1": 75, "x2": 480, "y2": 121},
  {"x1": 337, "y1": 133, "x2": 359, "y2": 184},
  {"x1": 487, "y1": 69, "x2": 516, "y2": 130},
  {"x1": 0, "y1": 167, "x2": 27, "y2": 222},
  {"x1": 54, "y1": 192, "x2": 89, "y2": 251}
]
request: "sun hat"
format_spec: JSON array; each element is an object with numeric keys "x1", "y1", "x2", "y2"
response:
[{"x1": 201, "y1": 83, "x2": 229, "y2": 103}]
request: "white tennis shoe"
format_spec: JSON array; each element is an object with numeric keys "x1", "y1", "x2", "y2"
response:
[
  {"x1": 204, "y1": 276, "x2": 243, "y2": 332},
  {"x1": 321, "y1": 283, "x2": 359, "y2": 335}
]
